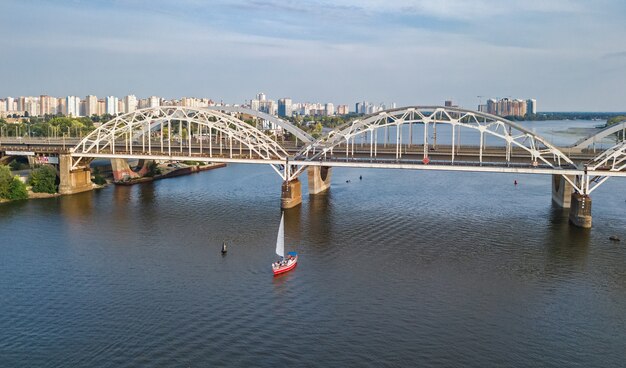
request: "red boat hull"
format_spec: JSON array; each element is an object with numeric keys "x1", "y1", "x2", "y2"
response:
[{"x1": 273, "y1": 256, "x2": 298, "y2": 275}]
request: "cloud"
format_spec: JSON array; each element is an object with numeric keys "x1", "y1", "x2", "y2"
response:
[{"x1": 0, "y1": 0, "x2": 625, "y2": 110}]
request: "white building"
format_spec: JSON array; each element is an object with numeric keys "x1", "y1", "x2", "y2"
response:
[
  {"x1": 149, "y1": 96, "x2": 160, "y2": 108},
  {"x1": 85, "y1": 95, "x2": 98, "y2": 116},
  {"x1": 124, "y1": 95, "x2": 138, "y2": 113},
  {"x1": 66, "y1": 96, "x2": 81, "y2": 117},
  {"x1": 6, "y1": 97, "x2": 15, "y2": 112},
  {"x1": 105, "y1": 96, "x2": 119, "y2": 115},
  {"x1": 325, "y1": 103, "x2": 335, "y2": 116},
  {"x1": 25, "y1": 97, "x2": 38, "y2": 116}
]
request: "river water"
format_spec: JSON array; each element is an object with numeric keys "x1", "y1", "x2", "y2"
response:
[{"x1": 1, "y1": 120, "x2": 625, "y2": 367}]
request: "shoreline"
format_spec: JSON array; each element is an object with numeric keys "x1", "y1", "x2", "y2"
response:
[
  {"x1": 1, "y1": 163, "x2": 225, "y2": 204},
  {"x1": 114, "y1": 162, "x2": 227, "y2": 186}
]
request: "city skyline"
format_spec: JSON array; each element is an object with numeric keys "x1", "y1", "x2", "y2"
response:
[
  {"x1": 0, "y1": 92, "x2": 392, "y2": 118},
  {"x1": 3, "y1": 91, "x2": 546, "y2": 119},
  {"x1": 1, "y1": 0, "x2": 625, "y2": 111}
]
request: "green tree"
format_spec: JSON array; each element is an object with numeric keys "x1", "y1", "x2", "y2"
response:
[
  {"x1": 144, "y1": 161, "x2": 161, "y2": 177},
  {"x1": 311, "y1": 122, "x2": 323, "y2": 138},
  {"x1": 7, "y1": 177, "x2": 28, "y2": 200},
  {"x1": 0, "y1": 165, "x2": 28, "y2": 200},
  {"x1": 28, "y1": 165, "x2": 58, "y2": 194},
  {"x1": 0, "y1": 165, "x2": 12, "y2": 199},
  {"x1": 607, "y1": 116, "x2": 626, "y2": 126},
  {"x1": 91, "y1": 167, "x2": 107, "y2": 185}
]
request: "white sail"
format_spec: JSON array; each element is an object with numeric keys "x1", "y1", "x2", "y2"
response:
[{"x1": 275, "y1": 213, "x2": 285, "y2": 258}]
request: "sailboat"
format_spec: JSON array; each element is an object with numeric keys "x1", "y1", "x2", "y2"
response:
[{"x1": 272, "y1": 213, "x2": 298, "y2": 276}]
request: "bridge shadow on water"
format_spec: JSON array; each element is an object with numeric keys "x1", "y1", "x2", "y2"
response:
[
  {"x1": 542, "y1": 204, "x2": 591, "y2": 275},
  {"x1": 306, "y1": 192, "x2": 335, "y2": 246}
]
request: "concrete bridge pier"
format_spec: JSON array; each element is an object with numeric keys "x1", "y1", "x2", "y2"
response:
[
  {"x1": 551, "y1": 174, "x2": 573, "y2": 208},
  {"x1": 281, "y1": 178, "x2": 302, "y2": 209},
  {"x1": 27, "y1": 155, "x2": 36, "y2": 168},
  {"x1": 111, "y1": 158, "x2": 140, "y2": 182},
  {"x1": 135, "y1": 159, "x2": 154, "y2": 176},
  {"x1": 307, "y1": 166, "x2": 332, "y2": 195},
  {"x1": 569, "y1": 193, "x2": 592, "y2": 228},
  {"x1": 58, "y1": 154, "x2": 93, "y2": 195}
]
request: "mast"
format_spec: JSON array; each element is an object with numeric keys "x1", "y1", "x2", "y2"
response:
[{"x1": 275, "y1": 213, "x2": 285, "y2": 258}]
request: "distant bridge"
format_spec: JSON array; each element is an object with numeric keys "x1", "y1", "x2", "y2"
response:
[
  {"x1": 1, "y1": 106, "x2": 624, "y2": 228},
  {"x1": 570, "y1": 120, "x2": 626, "y2": 150}
]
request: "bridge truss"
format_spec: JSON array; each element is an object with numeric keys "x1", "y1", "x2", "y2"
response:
[
  {"x1": 290, "y1": 106, "x2": 577, "y2": 178},
  {"x1": 71, "y1": 106, "x2": 300, "y2": 180},
  {"x1": 69, "y1": 106, "x2": 625, "y2": 195},
  {"x1": 582, "y1": 140, "x2": 626, "y2": 194}
]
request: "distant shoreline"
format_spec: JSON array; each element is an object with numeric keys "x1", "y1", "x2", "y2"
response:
[{"x1": 505, "y1": 112, "x2": 625, "y2": 122}]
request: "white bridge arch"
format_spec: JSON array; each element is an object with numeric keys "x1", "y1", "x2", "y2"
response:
[
  {"x1": 296, "y1": 106, "x2": 575, "y2": 167},
  {"x1": 71, "y1": 106, "x2": 297, "y2": 178},
  {"x1": 69, "y1": 105, "x2": 626, "y2": 194},
  {"x1": 205, "y1": 105, "x2": 314, "y2": 144},
  {"x1": 582, "y1": 140, "x2": 626, "y2": 194},
  {"x1": 571, "y1": 120, "x2": 626, "y2": 150}
]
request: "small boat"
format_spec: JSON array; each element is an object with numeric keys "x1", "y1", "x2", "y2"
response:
[
  {"x1": 221, "y1": 241, "x2": 227, "y2": 254},
  {"x1": 272, "y1": 213, "x2": 298, "y2": 276}
]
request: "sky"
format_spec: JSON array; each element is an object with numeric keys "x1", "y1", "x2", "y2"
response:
[{"x1": 1, "y1": 0, "x2": 625, "y2": 111}]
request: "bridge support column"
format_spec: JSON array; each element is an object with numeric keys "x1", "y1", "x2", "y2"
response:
[
  {"x1": 281, "y1": 178, "x2": 302, "y2": 209},
  {"x1": 27, "y1": 156, "x2": 36, "y2": 168},
  {"x1": 58, "y1": 154, "x2": 93, "y2": 195},
  {"x1": 569, "y1": 193, "x2": 592, "y2": 228},
  {"x1": 135, "y1": 159, "x2": 154, "y2": 177},
  {"x1": 307, "y1": 166, "x2": 332, "y2": 195},
  {"x1": 551, "y1": 174, "x2": 573, "y2": 208},
  {"x1": 111, "y1": 158, "x2": 140, "y2": 182}
]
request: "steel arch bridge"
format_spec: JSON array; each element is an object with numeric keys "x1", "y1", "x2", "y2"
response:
[
  {"x1": 69, "y1": 105, "x2": 625, "y2": 193},
  {"x1": 204, "y1": 105, "x2": 314, "y2": 144},
  {"x1": 571, "y1": 120, "x2": 626, "y2": 151},
  {"x1": 295, "y1": 106, "x2": 575, "y2": 168}
]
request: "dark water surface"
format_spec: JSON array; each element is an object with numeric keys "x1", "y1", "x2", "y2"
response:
[{"x1": 1, "y1": 164, "x2": 625, "y2": 367}]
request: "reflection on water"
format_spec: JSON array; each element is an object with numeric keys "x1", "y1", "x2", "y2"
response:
[{"x1": 0, "y1": 164, "x2": 625, "y2": 367}]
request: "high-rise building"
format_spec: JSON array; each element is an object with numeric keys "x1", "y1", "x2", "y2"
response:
[
  {"x1": 124, "y1": 95, "x2": 138, "y2": 113},
  {"x1": 481, "y1": 97, "x2": 535, "y2": 117},
  {"x1": 527, "y1": 99, "x2": 537, "y2": 115},
  {"x1": 148, "y1": 96, "x2": 160, "y2": 108},
  {"x1": 39, "y1": 95, "x2": 57, "y2": 116},
  {"x1": 17, "y1": 97, "x2": 25, "y2": 111},
  {"x1": 486, "y1": 99, "x2": 497, "y2": 115},
  {"x1": 105, "y1": 96, "x2": 119, "y2": 115},
  {"x1": 57, "y1": 98, "x2": 66, "y2": 115},
  {"x1": 79, "y1": 100, "x2": 86, "y2": 117},
  {"x1": 259, "y1": 100, "x2": 276, "y2": 115},
  {"x1": 85, "y1": 95, "x2": 98, "y2": 116},
  {"x1": 66, "y1": 96, "x2": 81, "y2": 116},
  {"x1": 336, "y1": 105, "x2": 349, "y2": 115},
  {"x1": 277, "y1": 98, "x2": 292, "y2": 117},
  {"x1": 6, "y1": 97, "x2": 14, "y2": 112},
  {"x1": 97, "y1": 99, "x2": 106, "y2": 115},
  {"x1": 325, "y1": 103, "x2": 335, "y2": 116},
  {"x1": 25, "y1": 97, "x2": 38, "y2": 116},
  {"x1": 257, "y1": 92, "x2": 266, "y2": 102}
]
